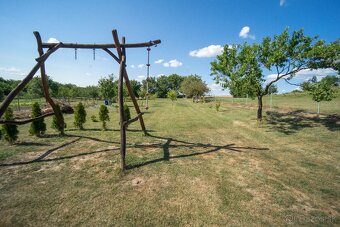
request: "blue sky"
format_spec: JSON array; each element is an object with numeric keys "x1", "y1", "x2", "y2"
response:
[{"x1": 0, "y1": 0, "x2": 339, "y2": 95}]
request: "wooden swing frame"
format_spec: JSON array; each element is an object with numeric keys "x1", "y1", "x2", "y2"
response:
[{"x1": 0, "y1": 29, "x2": 161, "y2": 170}]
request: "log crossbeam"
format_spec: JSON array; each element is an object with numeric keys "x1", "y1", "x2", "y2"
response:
[
  {"x1": 0, "y1": 112, "x2": 55, "y2": 125},
  {"x1": 41, "y1": 40, "x2": 161, "y2": 49}
]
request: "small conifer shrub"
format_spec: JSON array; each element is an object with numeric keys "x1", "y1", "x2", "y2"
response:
[
  {"x1": 74, "y1": 102, "x2": 87, "y2": 129},
  {"x1": 29, "y1": 102, "x2": 46, "y2": 136},
  {"x1": 1, "y1": 107, "x2": 19, "y2": 144},
  {"x1": 99, "y1": 105, "x2": 110, "y2": 130}
]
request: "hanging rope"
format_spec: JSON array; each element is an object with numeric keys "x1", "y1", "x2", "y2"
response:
[
  {"x1": 145, "y1": 47, "x2": 151, "y2": 110},
  {"x1": 93, "y1": 44, "x2": 95, "y2": 60},
  {"x1": 75, "y1": 43, "x2": 77, "y2": 60}
]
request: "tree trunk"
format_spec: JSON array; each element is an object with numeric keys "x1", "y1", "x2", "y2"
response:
[{"x1": 257, "y1": 95, "x2": 263, "y2": 121}]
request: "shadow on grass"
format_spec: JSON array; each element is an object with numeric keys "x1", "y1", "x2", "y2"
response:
[
  {"x1": 126, "y1": 133, "x2": 269, "y2": 170},
  {"x1": 265, "y1": 110, "x2": 340, "y2": 135},
  {"x1": 1, "y1": 130, "x2": 268, "y2": 169},
  {"x1": 0, "y1": 135, "x2": 119, "y2": 167},
  {"x1": 16, "y1": 141, "x2": 50, "y2": 146},
  {"x1": 66, "y1": 128, "x2": 156, "y2": 133}
]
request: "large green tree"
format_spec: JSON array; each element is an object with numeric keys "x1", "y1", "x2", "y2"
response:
[
  {"x1": 301, "y1": 75, "x2": 338, "y2": 115},
  {"x1": 142, "y1": 77, "x2": 157, "y2": 96},
  {"x1": 155, "y1": 75, "x2": 170, "y2": 98},
  {"x1": 180, "y1": 75, "x2": 210, "y2": 100},
  {"x1": 98, "y1": 75, "x2": 116, "y2": 101},
  {"x1": 167, "y1": 74, "x2": 184, "y2": 93},
  {"x1": 27, "y1": 77, "x2": 44, "y2": 98},
  {"x1": 211, "y1": 28, "x2": 339, "y2": 120},
  {"x1": 129, "y1": 80, "x2": 142, "y2": 98}
]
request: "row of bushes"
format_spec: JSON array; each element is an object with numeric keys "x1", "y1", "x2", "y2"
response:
[{"x1": 0, "y1": 102, "x2": 131, "y2": 144}]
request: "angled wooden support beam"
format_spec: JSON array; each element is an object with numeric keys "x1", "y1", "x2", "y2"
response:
[
  {"x1": 123, "y1": 112, "x2": 144, "y2": 127},
  {"x1": 102, "y1": 48, "x2": 120, "y2": 63},
  {"x1": 112, "y1": 30, "x2": 147, "y2": 134},
  {"x1": 0, "y1": 112, "x2": 55, "y2": 125},
  {"x1": 112, "y1": 30, "x2": 123, "y2": 59},
  {"x1": 35, "y1": 42, "x2": 61, "y2": 62},
  {"x1": 34, "y1": 31, "x2": 65, "y2": 135}
]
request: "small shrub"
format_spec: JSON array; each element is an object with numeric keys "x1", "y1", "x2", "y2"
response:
[
  {"x1": 51, "y1": 104, "x2": 66, "y2": 133},
  {"x1": 29, "y1": 102, "x2": 46, "y2": 136},
  {"x1": 91, "y1": 115, "x2": 98, "y2": 122},
  {"x1": 74, "y1": 102, "x2": 87, "y2": 129},
  {"x1": 167, "y1": 90, "x2": 177, "y2": 104},
  {"x1": 1, "y1": 107, "x2": 19, "y2": 144},
  {"x1": 123, "y1": 104, "x2": 131, "y2": 122},
  {"x1": 215, "y1": 101, "x2": 221, "y2": 112},
  {"x1": 99, "y1": 105, "x2": 110, "y2": 130}
]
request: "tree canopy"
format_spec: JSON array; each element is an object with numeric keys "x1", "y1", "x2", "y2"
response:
[
  {"x1": 180, "y1": 75, "x2": 210, "y2": 98},
  {"x1": 211, "y1": 28, "x2": 340, "y2": 120},
  {"x1": 301, "y1": 75, "x2": 339, "y2": 102}
]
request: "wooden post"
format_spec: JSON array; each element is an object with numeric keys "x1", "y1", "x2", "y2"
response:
[
  {"x1": 113, "y1": 33, "x2": 127, "y2": 170},
  {"x1": 112, "y1": 30, "x2": 147, "y2": 134},
  {"x1": 34, "y1": 31, "x2": 65, "y2": 135}
]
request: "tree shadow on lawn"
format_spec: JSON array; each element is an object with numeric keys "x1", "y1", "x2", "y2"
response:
[
  {"x1": 265, "y1": 110, "x2": 340, "y2": 135},
  {"x1": 0, "y1": 131, "x2": 269, "y2": 169},
  {"x1": 66, "y1": 128, "x2": 156, "y2": 133},
  {"x1": 126, "y1": 133, "x2": 269, "y2": 170},
  {"x1": 15, "y1": 141, "x2": 50, "y2": 146},
  {"x1": 0, "y1": 136, "x2": 119, "y2": 167}
]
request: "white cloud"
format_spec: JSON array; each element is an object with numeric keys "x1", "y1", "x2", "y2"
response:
[
  {"x1": 295, "y1": 68, "x2": 337, "y2": 77},
  {"x1": 136, "y1": 75, "x2": 146, "y2": 81},
  {"x1": 189, "y1": 45, "x2": 224, "y2": 58},
  {"x1": 130, "y1": 64, "x2": 135, "y2": 68},
  {"x1": 266, "y1": 68, "x2": 338, "y2": 83},
  {"x1": 280, "y1": 0, "x2": 286, "y2": 6},
  {"x1": 163, "y1": 59, "x2": 183, "y2": 68},
  {"x1": 208, "y1": 83, "x2": 230, "y2": 96},
  {"x1": 98, "y1": 56, "x2": 109, "y2": 61},
  {"x1": 0, "y1": 67, "x2": 20, "y2": 73},
  {"x1": 137, "y1": 64, "x2": 145, "y2": 68},
  {"x1": 239, "y1": 26, "x2": 255, "y2": 40},
  {"x1": 155, "y1": 59, "x2": 164, "y2": 64},
  {"x1": 85, "y1": 72, "x2": 91, "y2": 76},
  {"x1": 47, "y1": 37, "x2": 59, "y2": 43},
  {"x1": 0, "y1": 66, "x2": 26, "y2": 76}
]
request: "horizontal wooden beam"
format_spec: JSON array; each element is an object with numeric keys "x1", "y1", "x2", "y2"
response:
[
  {"x1": 123, "y1": 112, "x2": 144, "y2": 127},
  {"x1": 0, "y1": 112, "x2": 55, "y2": 125},
  {"x1": 41, "y1": 40, "x2": 161, "y2": 49}
]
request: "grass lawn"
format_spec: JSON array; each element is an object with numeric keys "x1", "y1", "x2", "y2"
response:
[
  {"x1": 219, "y1": 92, "x2": 340, "y2": 114},
  {"x1": 0, "y1": 98, "x2": 339, "y2": 226}
]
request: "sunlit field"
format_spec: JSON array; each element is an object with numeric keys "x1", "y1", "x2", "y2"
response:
[{"x1": 0, "y1": 97, "x2": 339, "y2": 226}]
